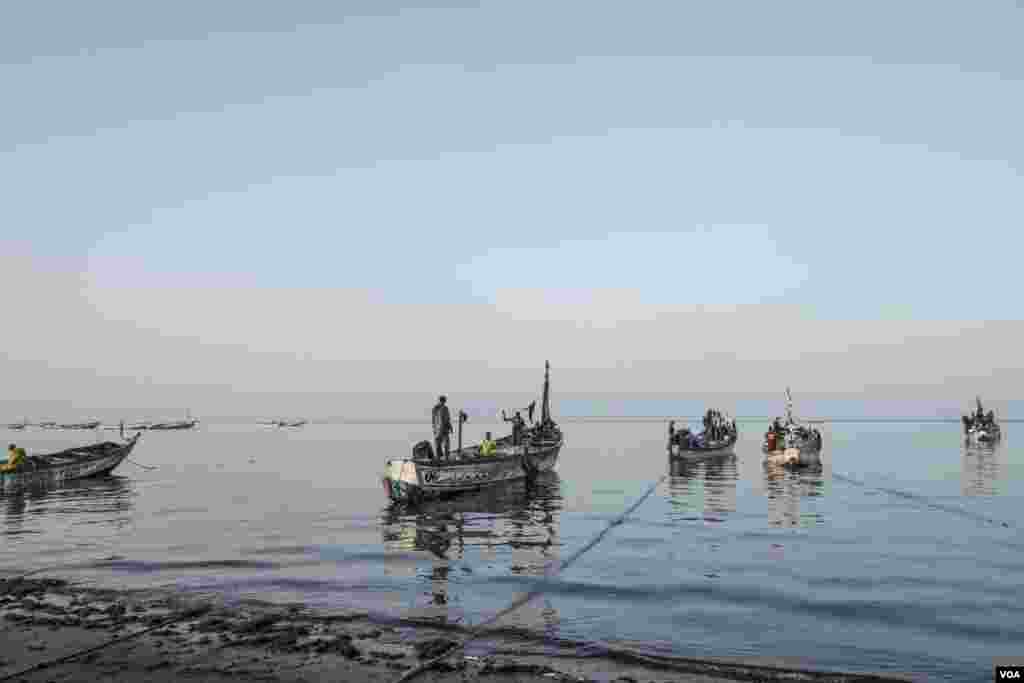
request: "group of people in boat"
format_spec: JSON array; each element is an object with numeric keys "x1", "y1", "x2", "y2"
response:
[
  {"x1": 429, "y1": 395, "x2": 547, "y2": 462},
  {"x1": 668, "y1": 409, "x2": 737, "y2": 450},
  {"x1": 962, "y1": 398, "x2": 998, "y2": 435},
  {"x1": 764, "y1": 417, "x2": 822, "y2": 450}
]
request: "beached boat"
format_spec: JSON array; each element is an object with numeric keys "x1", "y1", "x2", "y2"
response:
[
  {"x1": 1, "y1": 434, "x2": 141, "y2": 491},
  {"x1": 667, "y1": 409, "x2": 738, "y2": 458},
  {"x1": 762, "y1": 388, "x2": 823, "y2": 467},
  {"x1": 962, "y1": 397, "x2": 1002, "y2": 446},
  {"x1": 383, "y1": 362, "x2": 563, "y2": 503}
]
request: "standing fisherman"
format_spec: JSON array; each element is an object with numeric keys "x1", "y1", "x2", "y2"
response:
[
  {"x1": 503, "y1": 411, "x2": 526, "y2": 446},
  {"x1": 513, "y1": 412, "x2": 525, "y2": 446},
  {"x1": 432, "y1": 396, "x2": 453, "y2": 461}
]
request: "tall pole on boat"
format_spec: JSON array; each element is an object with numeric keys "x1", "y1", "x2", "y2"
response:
[
  {"x1": 457, "y1": 410, "x2": 467, "y2": 455},
  {"x1": 541, "y1": 361, "x2": 551, "y2": 426}
]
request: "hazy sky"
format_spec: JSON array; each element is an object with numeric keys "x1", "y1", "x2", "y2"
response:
[{"x1": 2, "y1": 1, "x2": 1021, "y2": 416}]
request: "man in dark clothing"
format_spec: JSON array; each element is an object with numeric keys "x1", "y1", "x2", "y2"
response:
[
  {"x1": 432, "y1": 396, "x2": 453, "y2": 460},
  {"x1": 514, "y1": 412, "x2": 525, "y2": 446},
  {"x1": 503, "y1": 411, "x2": 525, "y2": 446}
]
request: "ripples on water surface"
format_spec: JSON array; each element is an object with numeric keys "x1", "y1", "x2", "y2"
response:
[{"x1": 2, "y1": 421, "x2": 1022, "y2": 681}]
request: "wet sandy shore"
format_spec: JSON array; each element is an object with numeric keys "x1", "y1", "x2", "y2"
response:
[{"x1": 0, "y1": 577, "x2": 910, "y2": 683}]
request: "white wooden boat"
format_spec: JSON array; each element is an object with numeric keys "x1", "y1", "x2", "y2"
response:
[{"x1": 762, "y1": 388, "x2": 823, "y2": 467}]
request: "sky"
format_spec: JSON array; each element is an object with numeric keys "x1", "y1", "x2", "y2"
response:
[{"x1": 1, "y1": 1, "x2": 1022, "y2": 419}]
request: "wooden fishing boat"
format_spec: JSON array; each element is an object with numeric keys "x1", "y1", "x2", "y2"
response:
[
  {"x1": 667, "y1": 410, "x2": 738, "y2": 458},
  {"x1": 962, "y1": 397, "x2": 1002, "y2": 446},
  {"x1": 762, "y1": 388, "x2": 823, "y2": 467},
  {"x1": 383, "y1": 362, "x2": 563, "y2": 504},
  {"x1": 149, "y1": 412, "x2": 199, "y2": 430},
  {"x1": 261, "y1": 419, "x2": 307, "y2": 428},
  {"x1": 1, "y1": 434, "x2": 141, "y2": 491},
  {"x1": 58, "y1": 420, "x2": 101, "y2": 430}
]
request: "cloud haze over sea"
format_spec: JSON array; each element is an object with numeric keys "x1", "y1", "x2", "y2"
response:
[{"x1": 2, "y1": 1, "x2": 1021, "y2": 415}]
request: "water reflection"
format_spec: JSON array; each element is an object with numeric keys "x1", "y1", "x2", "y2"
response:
[
  {"x1": 380, "y1": 473, "x2": 563, "y2": 626},
  {"x1": 665, "y1": 455, "x2": 739, "y2": 520},
  {"x1": 2, "y1": 476, "x2": 136, "y2": 538},
  {"x1": 762, "y1": 462, "x2": 826, "y2": 527},
  {"x1": 961, "y1": 445, "x2": 1002, "y2": 497}
]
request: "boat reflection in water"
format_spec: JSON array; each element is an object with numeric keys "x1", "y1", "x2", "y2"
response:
[
  {"x1": 961, "y1": 443, "x2": 1002, "y2": 497},
  {"x1": 2, "y1": 475, "x2": 136, "y2": 539},
  {"x1": 665, "y1": 455, "x2": 739, "y2": 520},
  {"x1": 762, "y1": 460, "x2": 826, "y2": 527},
  {"x1": 381, "y1": 472, "x2": 562, "y2": 630}
]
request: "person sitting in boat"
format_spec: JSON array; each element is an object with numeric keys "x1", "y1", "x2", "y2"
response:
[
  {"x1": 432, "y1": 396, "x2": 453, "y2": 461},
  {"x1": 1, "y1": 444, "x2": 27, "y2": 473},
  {"x1": 480, "y1": 432, "x2": 497, "y2": 456}
]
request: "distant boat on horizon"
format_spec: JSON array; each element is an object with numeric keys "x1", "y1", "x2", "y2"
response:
[
  {"x1": 259, "y1": 419, "x2": 308, "y2": 428},
  {"x1": 57, "y1": 420, "x2": 101, "y2": 430},
  {"x1": 963, "y1": 396, "x2": 1001, "y2": 446},
  {"x1": 148, "y1": 410, "x2": 199, "y2": 431}
]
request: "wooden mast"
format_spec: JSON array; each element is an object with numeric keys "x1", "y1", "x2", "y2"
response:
[{"x1": 541, "y1": 361, "x2": 551, "y2": 426}]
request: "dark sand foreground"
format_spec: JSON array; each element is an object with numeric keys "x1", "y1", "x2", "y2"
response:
[{"x1": 0, "y1": 577, "x2": 910, "y2": 683}]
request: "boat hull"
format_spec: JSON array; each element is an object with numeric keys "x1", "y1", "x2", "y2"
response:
[
  {"x1": 965, "y1": 428, "x2": 1001, "y2": 446},
  {"x1": 669, "y1": 437, "x2": 737, "y2": 459},
  {"x1": 383, "y1": 442, "x2": 561, "y2": 503},
  {"x1": 1, "y1": 438, "x2": 138, "y2": 491},
  {"x1": 763, "y1": 441, "x2": 822, "y2": 467}
]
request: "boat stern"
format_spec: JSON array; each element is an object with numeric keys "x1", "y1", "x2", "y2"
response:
[{"x1": 382, "y1": 459, "x2": 420, "y2": 502}]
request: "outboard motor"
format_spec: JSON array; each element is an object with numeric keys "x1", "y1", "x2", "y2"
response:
[{"x1": 412, "y1": 441, "x2": 434, "y2": 460}]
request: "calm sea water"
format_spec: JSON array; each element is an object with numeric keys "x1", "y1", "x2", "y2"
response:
[{"x1": 2, "y1": 420, "x2": 1022, "y2": 682}]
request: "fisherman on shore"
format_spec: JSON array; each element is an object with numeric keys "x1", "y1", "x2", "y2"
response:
[{"x1": 432, "y1": 396, "x2": 453, "y2": 461}]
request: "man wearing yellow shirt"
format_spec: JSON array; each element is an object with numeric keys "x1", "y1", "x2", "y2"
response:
[
  {"x1": 2, "y1": 444, "x2": 27, "y2": 472},
  {"x1": 479, "y1": 432, "x2": 497, "y2": 456}
]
